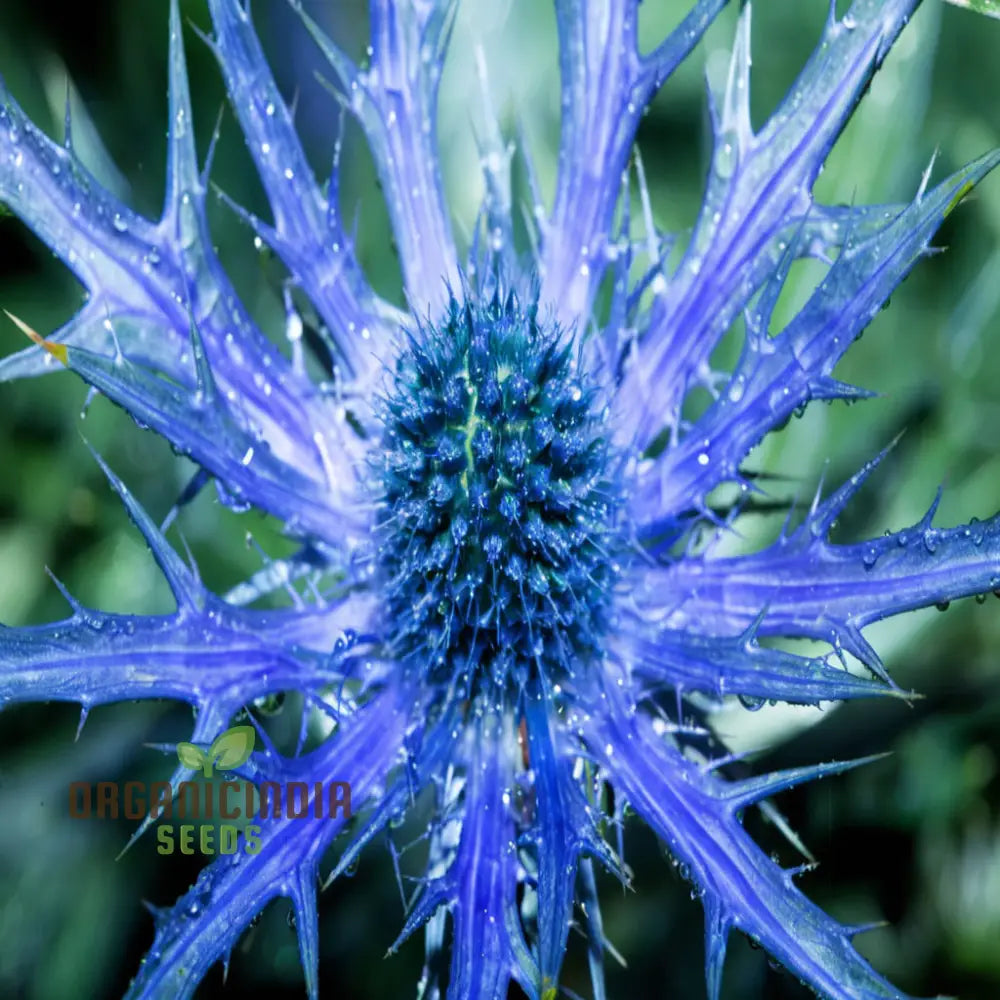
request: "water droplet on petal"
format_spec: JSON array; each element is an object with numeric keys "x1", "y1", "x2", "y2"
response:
[{"x1": 715, "y1": 136, "x2": 737, "y2": 180}]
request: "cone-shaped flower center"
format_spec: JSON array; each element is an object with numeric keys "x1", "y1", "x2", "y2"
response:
[{"x1": 376, "y1": 290, "x2": 618, "y2": 691}]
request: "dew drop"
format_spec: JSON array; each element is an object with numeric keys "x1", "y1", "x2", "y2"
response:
[{"x1": 715, "y1": 137, "x2": 737, "y2": 180}]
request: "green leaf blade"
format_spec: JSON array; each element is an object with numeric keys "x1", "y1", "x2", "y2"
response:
[{"x1": 944, "y1": 0, "x2": 1000, "y2": 21}]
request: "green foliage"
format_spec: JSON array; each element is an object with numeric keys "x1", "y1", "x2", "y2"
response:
[{"x1": 944, "y1": 0, "x2": 1000, "y2": 21}]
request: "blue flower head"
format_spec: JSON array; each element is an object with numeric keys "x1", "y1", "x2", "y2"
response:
[{"x1": 1, "y1": 1, "x2": 998, "y2": 998}]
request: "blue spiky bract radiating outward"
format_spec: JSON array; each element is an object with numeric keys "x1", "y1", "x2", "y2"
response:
[{"x1": 1, "y1": 0, "x2": 998, "y2": 998}]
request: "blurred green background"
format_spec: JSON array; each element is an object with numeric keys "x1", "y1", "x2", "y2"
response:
[{"x1": 1, "y1": 1, "x2": 999, "y2": 997}]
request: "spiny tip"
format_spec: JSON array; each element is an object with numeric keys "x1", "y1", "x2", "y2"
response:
[{"x1": 4, "y1": 309, "x2": 69, "y2": 364}]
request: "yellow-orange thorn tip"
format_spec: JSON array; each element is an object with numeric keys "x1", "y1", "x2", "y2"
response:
[{"x1": 3, "y1": 309, "x2": 69, "y2": 365}]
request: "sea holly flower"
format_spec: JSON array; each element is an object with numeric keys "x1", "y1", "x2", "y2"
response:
[{"x1": 0, "y1": 0, "x2": 997, "y2": 998}]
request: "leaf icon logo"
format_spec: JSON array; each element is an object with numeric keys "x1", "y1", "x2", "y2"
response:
[
  {"x1": 176, "y1": 725, "x2": 256, "y2": 778},
  {"x1": 176, "y1": 742, "x2": 208, "y2": 774}
]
